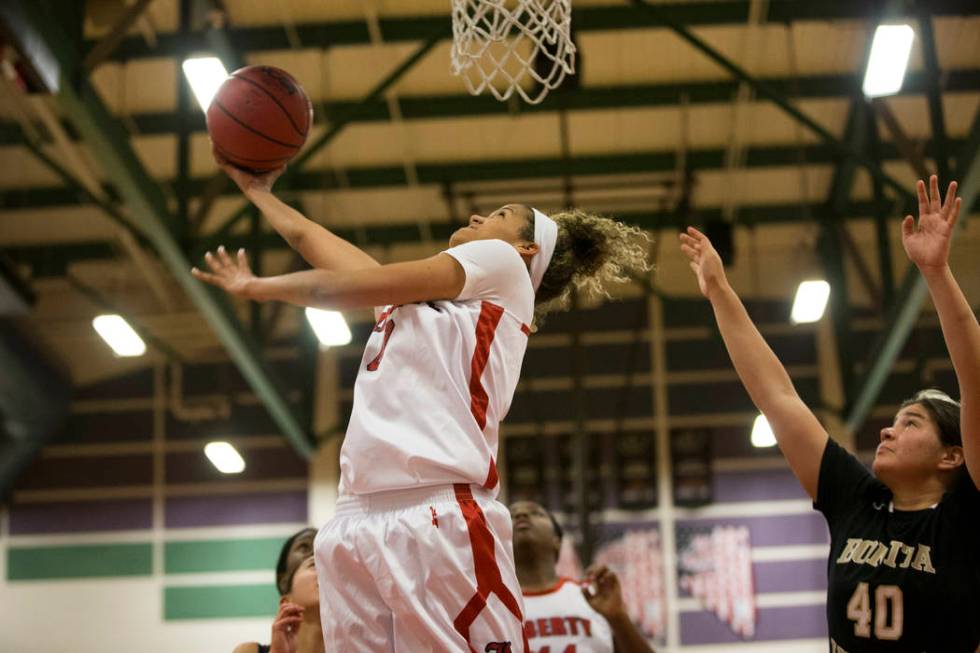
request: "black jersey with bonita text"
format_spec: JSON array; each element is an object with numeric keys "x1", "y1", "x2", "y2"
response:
[{"x1": 814, "y1": 438, "x2": 980, "y2": 652}]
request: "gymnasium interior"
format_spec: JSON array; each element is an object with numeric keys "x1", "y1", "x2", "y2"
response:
[{"x1": 0, "y1": 1, "x2": 978, "y2": 651}]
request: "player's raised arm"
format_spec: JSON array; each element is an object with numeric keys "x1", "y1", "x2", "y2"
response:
[
  {"x1": 902, "y1": 175, "x2": 980, "y2": 488},
  {"x1": 192, "y1": 245, "x2": 466, "y2": 311},
  {"x1": 679, "y1": 227, "x2": 828, "y2": 499},
  {"x1": 215, "y1": 148, "x2": 381, "y2": 273}
]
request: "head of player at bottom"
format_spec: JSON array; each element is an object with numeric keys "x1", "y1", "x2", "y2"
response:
[
  {"x1": 873, "y1": 389, "x2": 964, "y2": 495},
  {"x1": 510, "y1": 501, "x2": 625, "y2": 619}
]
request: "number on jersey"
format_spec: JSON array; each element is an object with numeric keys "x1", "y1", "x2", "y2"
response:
[{"x1": 846, "y1": 582, "x2": 903, "y2": 641}]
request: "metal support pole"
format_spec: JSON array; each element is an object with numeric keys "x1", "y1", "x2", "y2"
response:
[
  {"x1": 867, "y1": 105, "x2": 896, "y2": 307},
  {"x1": 9, "y1": 0, "x2": 315, "y2": 458},
  {"x1": 919, "y1": 13, "x2": 950, "y2": 182}
]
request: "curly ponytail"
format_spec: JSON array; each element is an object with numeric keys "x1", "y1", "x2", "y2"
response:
[{"x1": 523, "y1": 208, "x2": 651, "y2": 318}]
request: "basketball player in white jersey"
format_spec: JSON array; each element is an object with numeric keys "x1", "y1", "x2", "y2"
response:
[
  {"x1": 194, "y1": 155, "x2": 650, "y2": 651},
  {"x1": 511, "y1": 501, "x2": 655, "y2": 653}
]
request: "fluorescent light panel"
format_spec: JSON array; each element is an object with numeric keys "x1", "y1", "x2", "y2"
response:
[
  {"x1": 181, "y1": 56, "x2": 229, "y2": 111},
  {"x1": 863, "y1": 24, "x2": 914, "y2": 98},
  {"x1": 305, "y1": 308, "x2": 352, "y2": 347},
  {"x1": 751, "y1": 414, "x2": 777, "y2": 448},
  {"x1": 204, "y1": 441, "x2": 246, "y2": 474},
  {"x1": 92, "y1": 314, "x2": 146, "y2": 357},
  {"x1": 791, "y1": 280, "x2": 831, "y2": 324}
]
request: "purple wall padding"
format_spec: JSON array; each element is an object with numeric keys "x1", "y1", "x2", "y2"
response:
[
  {"x1": 712, "y1": 468, "x2": 808, "y2": 503},
  {"x1": 680, "y1": 604, "x2": 827, "y2": 645},
  {"x1": 9, "y1": 498, "x2": 152, "y2": 534},
  {"x1": 678, "y1": 557, "x2": 827, "y2": 597},
  {"x1": 676, "y1": 512, "x2": 829, "y2": 548},
  {"x1": 164, "y1": 490, "x2": 307, "y2": 528}
]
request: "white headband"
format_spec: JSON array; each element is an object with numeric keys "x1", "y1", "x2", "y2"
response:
[{"x1": 530, "y1": 208, "x2": 558, "y2": 292}]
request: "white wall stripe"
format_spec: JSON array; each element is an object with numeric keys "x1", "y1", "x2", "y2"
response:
[
  {"x1": 7, "y1": 530, "x2": 154, "y2": 547},
  {"x1": 674, "y1": 499, "x2": 814, "y2": 520},
  {"x1": 6, "y1": 524, "x2": 307, "y2": 548},
  {"x1": 578, "y1": 503, "x2": 823, "y2": 528},
  {"x1": 751, "y1": 544, "x2": 829, "y2": 562},
  {"x1": 677, "y1": 590, "x2": 824, "y2": 612},
  {"x1": 164, "y1": 570, "x2": 273, "y2": 586},
  {"x1": 163, "y1": 523, "x2": 310, "y2": 541},
  {"x1": 670, "y1": 638, "x2": 827, "y2": 653}
]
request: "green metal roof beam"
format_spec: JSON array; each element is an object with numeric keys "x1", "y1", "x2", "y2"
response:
[
  {"x1": 632, "y1": 0, "x2": 917, "y2": 204},
  {"x1": 3, "y1": 70, "x2": 979, "y2": 147},
  {"x1": 81, "y1": 0, "x2": 980, "y2": 62},
  {"x1": 0, "y1": 139, "x2": 966, "y2": 212},
  {"x1": 5, "y1": 199, "x2": 911, "y2": 276},
  {"x1": 9, "y1": 0, "x2": 315, "y2": 458}
]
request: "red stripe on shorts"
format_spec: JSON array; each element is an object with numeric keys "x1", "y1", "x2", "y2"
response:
[
  {"x1": 468, "y1": 301, "x2": 505, "y2": 430},
  {"x1": 483, "y1": 457, "x2": 499, "y2": 490},
  {"x1": 452, "y1": 484, "x2": 527, "y2": 653}
]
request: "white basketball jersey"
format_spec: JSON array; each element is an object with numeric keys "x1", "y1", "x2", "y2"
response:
[
  {"x1": 523, "y1": 579, "x2": 614, "y2": 653},
  {"x1": 339, "y1": 239, "x2": 535, "y2": 496}
]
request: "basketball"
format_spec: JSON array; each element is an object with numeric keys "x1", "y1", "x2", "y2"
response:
[{"x1": 206, "y1": 65, "x2": 313, "y2": 172}]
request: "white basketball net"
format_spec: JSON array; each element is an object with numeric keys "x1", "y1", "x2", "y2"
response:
[{"x1": 450, "y1": 0, "x2": 576, "y2": 105}]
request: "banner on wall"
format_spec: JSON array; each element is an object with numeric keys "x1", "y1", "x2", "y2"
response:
[
  {"x1": 677, "y1": 524, "x2": 756, "y2": 638},
  {"x1": 592, "y1": 529, "x2": 667, "y2": 640}
]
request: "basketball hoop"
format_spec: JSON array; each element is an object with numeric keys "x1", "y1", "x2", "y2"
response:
[{"x1": 450, "y1": 0, "x2": 576, "y2": 105}]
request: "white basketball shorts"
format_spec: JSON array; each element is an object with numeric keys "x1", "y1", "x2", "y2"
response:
[{"x1": 314, "y1": 483, "x2": 528, "y2": 652}]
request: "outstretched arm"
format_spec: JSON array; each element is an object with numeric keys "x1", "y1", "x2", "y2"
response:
[
  {"x1": 679, "y1": 228, "x2": 828, "y2": 499},
  {"x1": 192, "y1": 245, "x2": 464, "y2": 311},
  {"x1": 217, "y1": 151, "x2": 380, "y2": 273},
  {"x1": 902, "y1": 175, "x2": 979, "y2": 487}
]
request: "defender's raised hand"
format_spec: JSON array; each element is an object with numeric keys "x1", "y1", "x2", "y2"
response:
[
  {"x1": 679, "y1": 226, "x2": 728, "y2": 299},
  {"x1": 902, "y1": 175, "x2": 961, "y2": 271},
  {"x1": 191, "y1": 245, "x2": 256, "y2": 299}
]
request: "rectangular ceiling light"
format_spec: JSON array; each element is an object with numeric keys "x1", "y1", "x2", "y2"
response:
[
  {"x1": 181, "y1": 56, "x2": 228, "y2": 111},
  {"x1": 751, "y1": 414, "x2": 777, "y2": 448},
  {"x1": 791, "y1": 280, "x2": 831, "y2": 324},
  {"x1": 862, "y1": 24, "x2": 915, "y2": 98},
  {"x1": 305, "y1": 308, "x2": 352, "y2": 347},
  {"x1": 92, "y1": 314, "x2": 146, "y2": 357},
  {"x1": 204, "y1": 441, "x2": 246, "y2": 474}
]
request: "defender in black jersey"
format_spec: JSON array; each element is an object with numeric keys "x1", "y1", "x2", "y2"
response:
[{"x1": 679, "y1": 175, "x2": 979, "y2": 652}]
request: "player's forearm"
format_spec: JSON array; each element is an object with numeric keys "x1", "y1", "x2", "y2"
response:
[
  {"x1": 608, "y1": 612, "x2": 655, "y2": 653},
  {"x1": 706, "y1": 282, "x2": 800, "y2": 411},
  {"x1": 921, "y1": 265, "x2": 980, "y2": 393},
  {"x1": 921, "y1": 264, "x2": 980, "y2": 471},
  {"x1": 246, "y1": 189, "x2": 380, "y2": 272},
  {"x1": 244, "y1": 269, "x2": 364, "y2": 310}
]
